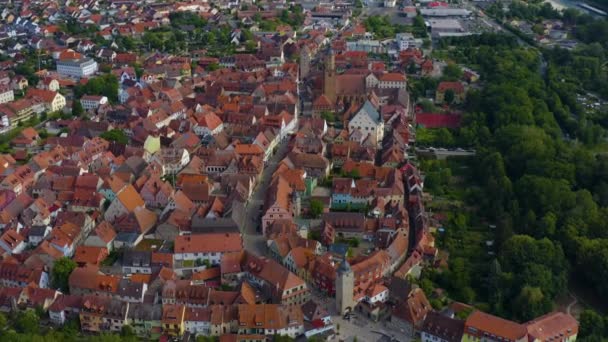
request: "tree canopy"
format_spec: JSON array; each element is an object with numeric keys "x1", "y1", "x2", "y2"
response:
[
  {"x1": 74, "y1": 74, "x2": 119, "y2": 103},
  {"x1": 428, "y1": 33, "x2": 608, "y2": 321},
  {"x1": 51, "y1": 257, "x2": 77, "y2": 292},
  {"x1": 100, "y1": 129, "x2": 129, "y2": 145}
]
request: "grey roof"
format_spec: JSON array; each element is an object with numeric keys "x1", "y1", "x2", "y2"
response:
[
  {"x1": 127, "y1": 303, "x2": 162, "y2": 321},
  {"x1": 57, "y1": 58, "x2": 97, "y2": 68},
  {"x1": 337, "y1": 259, "x2": 352, "y2": 274},
  {"x1": 122, "y1": 250, "x2": 152, "y2": 268},
  {"x1": 329, "y1": 243, "x2": 349, "y2": 257},
  {"x1": 115, "y1": 232, "x2": 140, "y2": 245},
  {"x1": 29, "y1": 226, "x2": 48, "y2": 237},
  {"x1": 191, "y1": 218, "x2": 240, "y2": 234},
  {"x1": 421, "y1": 311, "x2": 465, "y2": 342},
  {"x1": 117, "y1": 279, "x2": 145, "y2": 299},
  {"x1": 357, "y1": 101, "x2": 381, "y2": 124}
]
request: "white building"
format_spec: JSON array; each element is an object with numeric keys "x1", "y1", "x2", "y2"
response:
[
  {"x1": 185, "y1": 307, "x2": 211, "y2": 336},
  {"x1": 173, "y1": 233, "x2": 243, "y2": 266},
  {"x1": 348, "y1": 101, "x2": 384, "y2": 146},
  {"x1": 0, "y1": 86, "x2": 14, "y2": 104},
  {"x1": 396, "y1": 33, "x2": 421, "y2": 51},
  {"x1": 80, "y1": 95, "x2": 108, "y2": 110},
  {"x1": 378, "y1": 73, "x2": 407, "y2": 89},
  {"x1": 151, "y1": 148, "x2": 190, "y2": 176},
  {"x1": 57, "y1": 58, "x2": 98, "y2": 78},
  {"x1": 346, "y1": 40, "x2": 386, "y2": 54},
  {"x1": 420, "y1": 8, "x2": 472, "y2": 17}
]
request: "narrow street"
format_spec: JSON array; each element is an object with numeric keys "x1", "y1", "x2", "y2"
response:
[{"x1": 242, "y1": 136, "x2": 291, "y2": 256}]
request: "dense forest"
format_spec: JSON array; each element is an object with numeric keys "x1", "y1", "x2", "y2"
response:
[
  {"x1": 486, "y1": 1, "x2": 608, "y2": 99},
  {"x1": 420, "y1": 32, "x2": 608, "y2": 338}
]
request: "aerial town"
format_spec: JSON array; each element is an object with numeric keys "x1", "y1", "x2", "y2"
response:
[{"x1": 0, "y1": 0, "x2": 606, "y2": 340}]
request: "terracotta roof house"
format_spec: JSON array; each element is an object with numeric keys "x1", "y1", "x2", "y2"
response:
[
  {"x1": 301, "y1": 299, "x2": 331, "y2": 326},
  {"x1": 392, "y1": 288, "x2": 433, "y2": 337},
  {"x1": 73, "y1": 245, "x2": 109, "y2": 267},
  {"x1": 68, "y1": 266, "x2": 121, "y2": 297},
  {"x1": 0, "y1": 229, "x2": 26, "y2": 254},
  {"x1": 261, "y1": 176, "x2": 295, "y2": 235},
  {"x1": 140, "y1": 175, "x2": 173, "y2": 209},
  {"x1": 79, "y1": 295, "x2": 130, "y2": 334},
  {"x1": 48, "y1": 294, "x2": 83, "y2": 324},
  {"x1": 435, "y1": 81, "x2": 465, "y2": 104},
  {"x1": 11, "y1": 127, "x2": 39, "y2": 149},
  {"x1": 416, "y1": 113, "x2": 462, "y2": 129},
  {"x1": 162, "y1": 303, "x2": 186, "y2": 336},
  {"x1": 0, "y1": 261, "x2": 48, "y2": 288},
  {"x1": 525, "y1": 312, "x2": 578, "y2": 342},
  {"x1": 104, "y1": 184, "x2": 145, "y2": 222},
  {"x1": 236, "y1": 304, "x2": 305, "y2": 338},
  {"x1": 174, "y1": 232, "x2": 243, "y2": 267},
  {"x1": 84, "y1": 221, "x2": 117, "y2": 252},
  {"x1": 17, "y1": 285, "x2": 60, "y2": 311},
  {"x1": 421, "y1": 311, "x2": 465, "y2": 342},
  {"x1": 240, "y1": 252, "x2": 309, "y2": 306},
  {"x1": 463, "y1": 310, "x2": 528, "y2": 342}
]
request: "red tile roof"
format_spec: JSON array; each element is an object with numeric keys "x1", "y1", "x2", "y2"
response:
[
  {"x1": 174, "y1": 233, "x2": 242, "y2": 254},
  {"x1": 415, "y1": 113, "x2": 462, "y2": 129},
  {"x1": 464, "y1": 310, "x2": 527, "y2": 340}
]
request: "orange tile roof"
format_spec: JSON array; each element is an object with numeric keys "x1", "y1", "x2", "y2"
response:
[
  {"x1": 162, "y1": 304, "x2": 186, "y2": 324},
  {"x1": 130, "y1": 274, "x2": 152, "y2": 284},
  {"x1": 464, "y1": 310, "x2": 527, "y2": 340},
  {"x1": 192, "y1": 267, "x2": 221, "y2": 281},
  {"x1": 379, "y1": 73, "x2": 406, "y2": 82},
  {"x1": 92, "y1": 221, "x2": 116, "y2": 243},
  {"x1": 234, "y1": 143, "x2": 264, "y2": 156},
  {"x1": 26, "y1": 88, "x2": 60, "y2": 103},
  {"x1": 0, "y1": 229, "x2": 24, "y2": 250},
  {"x1": 174, "y1": 233, "x2": 242, "y2": 254},
  {"x1": 116, "y1": 185, "x2": 145, "y2": 212},
  {"x1": 526, "y1": 312, "x2": 578, "y2": 340},
  {"x1": 73, "y1": 246, "x2": 108, "y2": 265}
]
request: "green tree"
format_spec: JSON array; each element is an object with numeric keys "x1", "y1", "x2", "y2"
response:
[
  {"x1": 443, "y1": 63, "x2": 463, "y2": 81},
  {"x1": 206, "y1": 62, "x2": 220, "y2": 72},
  {"x1": 51, "y1": 257, "x2": 77, "y2": 292},
  {"x1": 310, "y1": 199, "x2": 324, "y2": 219},
  {"x1": 121, "y1": 325, "x2": 135, "y2": 337},
  {"x1": 74, "y1": 74, "x2": 119, "y2": 103},
  {"x1": 513, "y1": 286, "x2": 551, "y2": 321},
  {"x1": 100, "y1": 129, "x2": 129, "y2": 145},
  {"x1": 444, "y1": 89, "x2": 455, "y2": 104},
  {"x1": 15, "y1": 310, "x2": 39, "y2": 334},
  {"x1": 72, "y1": 100, "x2": 84, "y2": 117},
  {"x1": 0, "y1": 312, "x2": 6, "y2": 330},
  {"x1": 320, "y1": 111, "x2": 336, "y2": 123},
  {"x1": 579, "y1": 309, "x2": 605, "y2": 338}
]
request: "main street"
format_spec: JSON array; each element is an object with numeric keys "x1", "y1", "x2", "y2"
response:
[{"x1": 242, "y1": 135, "x2": 291, "y2": 256}]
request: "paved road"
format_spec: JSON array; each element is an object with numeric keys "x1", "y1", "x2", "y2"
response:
[
  {"x1": 242, "y1": 136, "x2": 292, "y2": 256},
  {"x1": 308, "y1": 289, "x2": 411, "y2": 342}
]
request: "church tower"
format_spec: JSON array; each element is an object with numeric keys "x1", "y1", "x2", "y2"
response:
[
  {"x1": 324, "y1": 49, "x2": 336, "y2": 105},
  {"x1": 336, "y1": 259, "x2": 354, "y2": 315}
]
